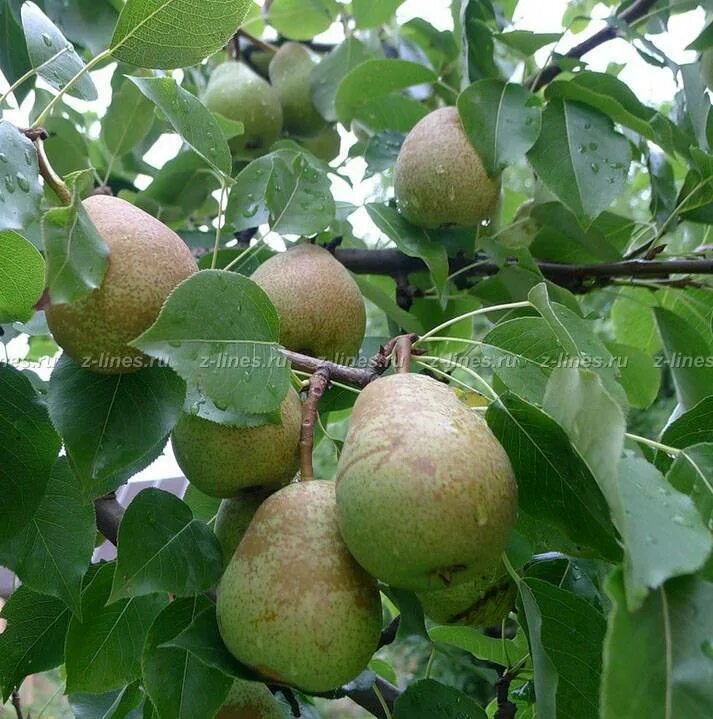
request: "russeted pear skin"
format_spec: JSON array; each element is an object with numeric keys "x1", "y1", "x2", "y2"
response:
[
  {"x1": 336, "y1": 373, "x2": 517, "y2": 591},
  {"x1": 417, "y1": 564, "x2": 517, "y2": 627},
  {"x1": 216, "y1": 679, "x2": 285, "y2": 719},
  {"x1": 269, "y1": 42, "x2": 326, "y2": 137},
  {"x1": 202, "y1": 62, "x2": 283, "y2": 158},
  {"x1": 172, "y1": 387, "x2": 301, "y2": 498},
  {"x1": 217, "y1": 481, "x2": 382, "y2": 693},
  {"x1": 214, "y1": 488, "x2": 272, "y2": 567},
  {"x1": 45, "y1": 195, "x2": 197, "y2": 374},
  {"x1": 251, "y1": 244, "x2": 366, "y2": 361},
  {"x1": 394, "y1": 107, "x2": 500, "y2": 229}
]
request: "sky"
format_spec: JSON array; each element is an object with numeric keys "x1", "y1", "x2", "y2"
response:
[{"x1": 1, "y1": 0, "x2": 706, "y2": 483}]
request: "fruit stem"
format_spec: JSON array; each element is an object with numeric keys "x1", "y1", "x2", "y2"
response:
[
  {"x1": 299, "y1": 365, "x2": 332, "y2": 481},
  {"x1": 392, "y1": 333, "x2": 418, "y2": 374},
  {"x1": 237, "y1": 29, "x2": 279, "y2": 54},
  {"x1": 372, "y1": 684, "x2": 392, "y2": 719},
  {"x1": 23, "y1": 128, "x2": 72, "y2": 205}
]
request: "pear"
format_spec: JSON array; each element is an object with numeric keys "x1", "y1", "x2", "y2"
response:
[
  {"x1": 214, "y1": 487, "x2": 272, "y2": 567},
  {"x1": 269, "y1": 42, "x2": 326, "y2": 138},
  {"x1": 251, "y1": 244, "x2": 366, "y2": 361},
  {"x1": 336, "y1": 373, "x2": 517, "y2": 591},
  {"x1": 217, "y1": 480, "x2": 383, "y2": 693},
  {"x1": 216, "y1": 679, "x2": 285, "y2": 718},
  {"x1": 172, "y1": 387, "x2": 301, "y2": 498},
  {"x1": 45, "y1": 195, "x2": 196, "y2": 374},
  {"x1": 417, "y1": 564, "x2": 516, "y2": 628},
  {"x1": 393, "y1": 107, "x2": 500, "y2": 229},
  {"x1": 203, "y1": 62, "x2": 283, "y2": 159},
  {"x1": 299, "y1": 124, "x2": 341, "y2": 163}
]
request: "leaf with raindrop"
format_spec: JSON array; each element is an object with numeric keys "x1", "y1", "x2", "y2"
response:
[
  {"x1": 21, "y1": 1, "x2": 97, "y2": 101},
  {"x1": 0, "y1": 121, "x2": 43, "y2": 232}
]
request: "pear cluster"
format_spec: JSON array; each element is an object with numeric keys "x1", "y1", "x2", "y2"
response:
[{"x1": 202, "y1": 43, "x2": 341, "y2": 163}]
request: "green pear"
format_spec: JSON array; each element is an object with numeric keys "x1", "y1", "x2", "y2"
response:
[
  {"x1": 298, "y1": 124, "x2": 341, "y2": 163},
  {"x1": 702, "y1": 50, "x2": 713, "y2": 92},
  {"x1": 45, "y1": 195, "x2": 196, "y2": 374},
  {"x1": 203, "y1": 62, "x2": 283, "y2": 159},
  {"x1": 216, "y1": 679, "x2": 285, "y2": 718},
  {"x1": 217, "y1": 480, "x2": 383, "y2": 693},
  {"x1": 251, "y1": 244, "x2": 366, "y2": 361},
  {"x1": 336, "y1": 373, "x2": 518, "y2": 591},
  {"x1": 172, "y1": 387, "x2": 301, "y2": 498},
  {"x1": 269, "y1": 42, "x2": 326, "y2": 138},
  {"x1": 417, "y1": 564, "x2": 517, "y2": 627},
  {"x1": 214, "y1": 487, "x2": 273, "y2": 567},
  {"x1": 394, "y1": 107, "x2": 500, "y2": 229}
]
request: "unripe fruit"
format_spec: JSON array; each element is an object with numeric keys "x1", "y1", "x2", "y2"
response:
[
  {"x1": 336, "y1": 373, "x2": 517, "y2": 591},
  {"x1": 269, "y1": 42, "x2": 326, "y2": 138},
  {"x1": 299, "y1": 125, "x2": 341, "y2": 163},
  {"x1": 217, "y1": 481, "x2": 382, "y2": 693},
  {"x1": 172, "y1": 387, "x2": 301, "y2": 498},
  {"x1": 394, "y1": 107, "x2": 500, "y2": 229},
  {"x1": 216, "y1": 679, "x2": 285, "y2": 719},
  {"x1": 203, "y1": 62, "x2": 283, "y2": 159},
  {"x1": 45, "y1": 195, "x2": 196, "y2": 374},
  {"x1": 251, "y1": 244, "x2": 366, "y2": 361},
  {"x1": 214, "y1": 488, "x2": 272, "y2": 567}
]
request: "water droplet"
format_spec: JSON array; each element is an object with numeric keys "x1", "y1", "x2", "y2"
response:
[
  {"x1": 0, "y1": 153, "x2": 7, "y2": 163},
  {"x1": 24, "y1": 149, "x2": 32, "y2": 165},
  {"x1": 4, "y1": 176, "x2": 16, "y2": 193},
  {"x1": 435, "y1": 164, "x2": 446, "y2": 175},
  {"x1": 590, "y1": 162, "x2": 600, "y2": 173},
  {"x1": 607, "y1": 177, "x2": 616, "y2": 184},
  {"x1": 577, "y1": 145, "x2": 586, "y2": 154},
  {"x1": 589, "y1": 142, "x2": 598, "y2": 151},
  {"x1": 672, "y1": 514, "x2": 691, "y2": 527},
  {"x1": 42, "y1": 33, "x2": 53, "y2": 47},
  {"x1": 242, "y1": 203, "x2": 259, "y2": 218},
  {"x1": 168, "y1": 340, "x2": 182, "y2": 349},
  {"x1": 16, "y1": 173, "x2": 30, "y2": 193},
  {"x1": 584, "y1": 121, "x2": 592, "y2": 130}
]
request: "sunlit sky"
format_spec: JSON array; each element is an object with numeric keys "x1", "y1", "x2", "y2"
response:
[{"x1": 1, "y1": 0, "x2": 705, "y2": 483}]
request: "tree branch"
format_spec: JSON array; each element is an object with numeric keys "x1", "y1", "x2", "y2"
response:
[
  {"x1": 528, "y1": 0, "x2": 659, "y2": 91},
  {"x1": 299, "y1": 366, "x2": 332, "y2": 481},
  {"x1": 11, "y1": 689, "x2": 24, "y2": 719}
]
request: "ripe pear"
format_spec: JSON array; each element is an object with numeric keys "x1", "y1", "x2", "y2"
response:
[
  {"x1": 251, "y1": 244, "x2": 366, "y2": 361},
  {"x1": 45, "y1": 195, "x2": 196, "y2": 374},
  {"x1": 702, "y1": 50, "x2": 713, "y2": 92},
  {"x1": 394, "y1": 107, "x2": 500, "y2": 229},
  {"x1": 203, "y1": 62, "x2": 283, "y2": 159},
  {"x1": 172, "y1": 387, "x2": 301, "y2": 498},
  {"x1": 214, "y1": 487, "x2": 272, "y2": 567},
  {"x1": 269, "y1": 42, "x2": 326, "y2": 138},
  {"x1": 336, "y1": 373, "x2": 517, "y2": 591},
  {"x1": 417, "y1": 564, "x2": 517, "y2": 628},
  {"x1": 299, "y1": 125, "x2": 341, "y2": 163},
  {"x1": 217, "y1": 480, "x2": 383, "y2": 693},
  {"x1": 216, "y1": 679, "x2": 285, "y2": 719}
]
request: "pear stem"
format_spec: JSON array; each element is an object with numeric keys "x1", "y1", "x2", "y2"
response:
[
  {"x1": 237, "y1": 29, "x2": 279, "y2": 54},
  {"x1": 392, "y1": 333, "x2": 419, "y2": 374},
  {"x1": 299, "y1": 365, "x2": 332, "y2": 481},
  {"x1": 20, "y1": 127, "x2": 72, "y2": 205}
]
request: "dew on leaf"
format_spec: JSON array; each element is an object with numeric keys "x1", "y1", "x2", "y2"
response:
[
  {"x1": 4, "y1": 176, "x2": 16, "y2": 193},
  {"x1": 42, "y1": 33, "x2": 53, "y2": 47},
  {"x1": 590, "y1": 163, "x2": 600, "y2": 173},
  {"x1": 0, "y1": 153, "x2": 7, "y2": 163},
  {"x1": 16, "y1": 173, "x2": 30, "y2": 193}
]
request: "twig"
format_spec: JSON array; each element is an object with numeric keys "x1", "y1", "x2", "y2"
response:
[
  {"x1": 19, "y1": 128, "x2": 71, "y2": 205},
  {"x1": 378, "y1": 617, "x2": 400, "y2": 649},
  {"x1": 527, "y1": 0, "x2": 659, "y2": 91},
  {"x1": 11, "y1": 689, "x2": 24, "y2": 719},
  {"x1": 238, "y1": 29, "x2": 278, "y2": 54},
  {"x1": 299, "y1": 366, "x2": 332, "y2": 481},
  {"x1": 494, "y1": 670, "x2": 516, "y2": 719}
]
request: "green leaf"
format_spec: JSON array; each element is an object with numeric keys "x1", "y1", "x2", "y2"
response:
[
  {"x1": 366, "y1": 204, "x2": 449, "y2": 295},
  {"x1": 393, "y1": 679, "x2": 487, "y2": 719},
  {"x1": 363, "y1": 131, "x2": 405, "y2": 177},
  {"x1": 654, "y1": 308, "x2": 713, "y2": 411},
  {"x1": 681, "y1": 63, "x2": 711, "y2": 153},
  {"x1": 47, "y1": 356, "x2": 185, "y2": 496},
  {"x1": 110, "y1": 488, "x2": 223, "y2": 602},
  {"x1": 0, "y1": 364, "x2": 61, "y2": 544},
  {"x1": 663, "y1": 396, "x2": 713, "y2": 450},
  {"x1": 182, "y1": 483, "x2": 221, "y2": 523},
  {"x1": 611, "y1": 287, "x2": 661, "y2": 355},
  {"x1": 458, "y1": 80, "x2": 541, "y2": 178},
  {"x1": 335, "y1": 59, "x2": 436, "y2": 127},
  {"x1": 69, "y1": 683, "x2": 144, "y2": 719},
  {"x1": 43, "y1": 170, "x2": 110, "y2": 305},
  {"x1": 102, "y1": 76, "x2": 156, "y2": 163},
  {"x1": 520, "y1": 578, "x2": 606, "y2": 719},
  {"x1": 21, "y1": 1, "x2": 98, "y2": 101},
  {"x1": 44, "y1": 0, "x2": 120, "y2": 56},
  {"x1": 267, "y1": 0, "x2": 339, "y2": 40},
  {"x1": 0, "y1": 458, "x2": 95, "y2": 616},
  {"x1": 494, "y1": 30, "x2": 562, "y2": 54},
  {"x1": 0, "y1": 586, "x2": 70, "y2": 702},
  {"x1": 65, "y1": 563, "x2": 169, "y2": 694},
  {"x1": 0, "y1": 120, "x2": 43, "y2": 232},
  {"x1": 142, "y1": 597, "x2": 232, "y2": 719},
  {"x1": 486, "y1": 393, "x2": 620, "y2": 560},
  {"x1": 659, "y1": 287, "x2": 713, "y2": 354},
  {"x1": 606, "y1": 341, "x2": 661, "y2": 410},
  {"x1": 352, "y1": 275, "x2": 425, "y2": 335},
  {"x1": 428, "y1": 625, "x2": 528, "y2": 667},
  {"x1": 111, "y1": 0, "x2": 254, "y2": 69},
  {"x1": 601, "y1": 570, "x2": 713, "y2": 719},
  {"x1": 0, "y1": 229, "x2": 45, "y2": 323},
  {"x1": 128, "y1": 76, "x2": 232, "y2": 178},
  {"x1": 0, "y1": 1, "x2": 33, "y2": 104},
  {"x1": 311, "y1": 37, "x2": 374, "y2": 122},
  {"x1": 527, "y1": 100, "x2": 631, "y2": 222},
  {"x1": 352, "y1": 0, "x2": 404, "y2": 28},
  {"x1": 666, "y1": 444, "x2": 713, "y2": 534},
  {"x1": 228, "y1": 150, "x2": 335, "y2": 235},
  {"x1": 353, "y1": 93, "x2": 428, "y2": 134},
  {"x1": 163, "y1": 604, "x2": 254, "y2": 679},
  {"x1": 132, "y1": 270, "x2": 290, "y2": 416}
]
